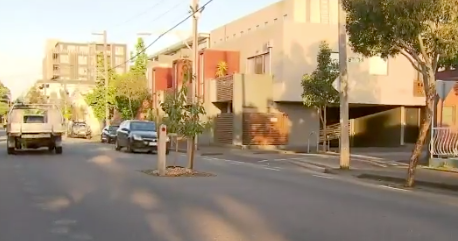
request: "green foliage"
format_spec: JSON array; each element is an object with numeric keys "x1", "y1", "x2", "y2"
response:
[
  {"x1": 113, "y1": 73, "x2": 149, "y2": 120},
  {"x1": 0, "y1": 82, "x2": 10, "y2": 116},
  {"x1": 160, "y1": 78, "x2": 208, "y2": 138},
  {"x1": 343, "y1": 0, "x2": 458, "y2": 75},
  {"x1": 25, "y1": 86, "x2": 47, "y2": 104},
  {"x1": 130, "y1": 38, "x2": 148, "y2": 77},
  {"x1": 59, "y1": 89, "x2": 72, "y2": 120},
  {"x1": 84, "y1": 53, "x2": 117, "y2": 121},
  {"x1": 301, "y1": 41, "x2": 339, "y2": 108}
]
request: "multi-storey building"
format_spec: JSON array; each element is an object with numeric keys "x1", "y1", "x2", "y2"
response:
[
  {"x1": 42, "y1": 39, "x2": 128, "y2": 82},
  {"x1": 148, "y1": 0, "x2": 426, "y2": 149}
]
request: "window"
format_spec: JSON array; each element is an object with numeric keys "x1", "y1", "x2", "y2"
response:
[
  {"x1": 78, "y1": 67, "x2": 87, "y2": 75},
  {"x1": 442, "y1": 106, "x2": 455, "y2": 126},
  {"x1": 131, "y1": 121, "x2": 156, "y2": 131},
  {"x1": 79, "y1": 46, "x2": 88, "y2": 53},
  {"x1": 115, "y1": 57, "x2": 124, "y2": 66},
  {"x1": 78, "y1": 56, "x2": 87, "y2": 64},
  {"x1": 369, "y1": 55, "x2": 388, "y2": 75},
  {"x1": 115, "y1": 46, "x2": 125, "y2": 55},
  {"x1": 60, "y1": 54, "x2": 69, "y2": 63},
  {"x1": 247, "y1": 53, "x2": 270, "y2": 74}
]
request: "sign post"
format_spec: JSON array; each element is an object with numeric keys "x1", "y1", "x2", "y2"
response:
[{"x1": 157, "y1": 124, "x2": 167, "y2": 175}]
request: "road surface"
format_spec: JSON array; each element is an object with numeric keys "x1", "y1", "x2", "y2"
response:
[{"x1": 1, "y1": 138, "x2": 457, "y2": 241}]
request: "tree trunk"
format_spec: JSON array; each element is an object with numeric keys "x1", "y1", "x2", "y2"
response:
[
  {"x1": 128, "y1": 97, "x2": 134, "y2": 119},
  {"x1": 323, "y1": 105, "x2": 327, "y2": 152},
  {"x1": 187, "y1": 136, "x2": 195, "y2": 170},
  {"x1": 318, "y1": 108, "x2": 325, "y2": 152},
  {"x1": 406, "y1": 70, "x2": 435, "y2": 187}
]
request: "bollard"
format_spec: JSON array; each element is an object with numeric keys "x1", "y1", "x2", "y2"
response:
[{"x1": 157, "y1": 124, "x2": 167, "y2": 175}]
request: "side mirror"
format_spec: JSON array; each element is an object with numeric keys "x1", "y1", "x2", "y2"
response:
[{"x1": 121, "y1": 128, "x2": 129, "y2": 132}]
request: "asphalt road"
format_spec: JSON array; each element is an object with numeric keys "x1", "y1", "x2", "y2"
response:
[{"x1": 1, "y1": 139, "x2": 458, "y2": 241}]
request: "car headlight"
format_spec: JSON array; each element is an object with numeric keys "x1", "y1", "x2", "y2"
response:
[
  {"x1": 132, "y1": 134, "x2": 142, "y2": 140},
  {"x1": 166, "y1": 137, "x2": 170, "y2": 142}
]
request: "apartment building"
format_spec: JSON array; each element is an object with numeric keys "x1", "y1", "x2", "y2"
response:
[
  {"x1": 150, "y1": 0, "x2": 425, "y2": 149},
  {"x1": 42, "y1": 39, "x2": 128, "y2": 82}
]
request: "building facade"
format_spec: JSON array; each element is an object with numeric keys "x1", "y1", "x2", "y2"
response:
[
  {"x1": 147, "y1": 0, "x2": 425, "y2": 149},
  {"x1": 42, "y1": 39, "x2": 128, "y2": 82}
]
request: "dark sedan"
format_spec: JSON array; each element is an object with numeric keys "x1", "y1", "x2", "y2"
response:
[
  {"x1": 101, "y1": 125, "x2": 119, "y2": 143},
  {"x1": 114, "y1": 120, "x2": 170, "y2": 154}
]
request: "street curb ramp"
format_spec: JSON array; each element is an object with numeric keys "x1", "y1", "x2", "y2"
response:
[{"x1": 357, "y1": 173, "x2": 458, "y2": 192}]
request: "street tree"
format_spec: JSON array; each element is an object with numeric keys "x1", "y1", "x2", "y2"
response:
[
  {"x1": 25, "y1": 86, "x2": 47, "y2": 104},
  {"x1": 59, "y1": 89, "x2": 73, "y2": 121},
  {"x1": 0, "y1": 82, "x2": 11, "y2": 117},
  {"x1": 85, "y1": 53, "x2": 117, "y2": 121},
  {"x1": 130, "y1": 38, "x2": 148, "y2": 77},
  {"x1": 301, "y1": 41, "x2": 339, "y2": 151},
  {"x1": 342, "y1": 0, "x2": 458, "y2": 187},
  {"x1": 113, "y1": 73, "x2": 149, "y2": 119},
  {"x1": 160, "y1": 72, "x2": 209, "y2": 169}
]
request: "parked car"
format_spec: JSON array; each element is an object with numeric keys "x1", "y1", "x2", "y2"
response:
[
  {"x1": 115, "y1": 120, "x2": 170, "y2": 154},
  {"x1": 68, "y1": 122, "x2": 92, "y2": 139},
  {"x1": 101, "y1": 125, "x2": 119, "y2": 143}
]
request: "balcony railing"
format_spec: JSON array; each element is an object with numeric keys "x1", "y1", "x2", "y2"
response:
[{"x1": 209, "y1": 75, "x2": 234, "y2": 102}]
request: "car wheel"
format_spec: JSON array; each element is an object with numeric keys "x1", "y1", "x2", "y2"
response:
[
  {"x1": 100, "y1": 136, "x2": 104, "y2": 143},
  {"x1": 115, "y1": 140, "x2": 122, "y2": 151},
  {"x1": 166, "y1": 149, "x2": 170, "y2": 155},
  {"x1": 126, "y1": 143, "x2": 133, "y2": 153},
  {"x1": 7, "y1": 147, "x2": 15, "y2": 155},
  {"x1": 55, "y1": 146, "x2": 63, "y2": 154}
]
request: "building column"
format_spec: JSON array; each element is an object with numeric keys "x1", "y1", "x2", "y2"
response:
[{"x1": 400, "y1": 106, "x2": 406, "y2": 146}]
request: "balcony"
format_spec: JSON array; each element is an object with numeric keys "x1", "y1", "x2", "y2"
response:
[{"x1": 210, "y1": 75, "x2": 234, "y2": 102}]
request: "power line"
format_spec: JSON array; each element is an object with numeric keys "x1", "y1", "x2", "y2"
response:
[
  {"x1": 109, "y1": 0, "x2": 215, "y2": 72},
  {"x1": 110, "y1": 0, "x2": 171, "y2": 29}
]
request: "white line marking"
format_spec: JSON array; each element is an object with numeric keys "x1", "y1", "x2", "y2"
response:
[
  {"x1": 273, "y1": 158, "x2": 287, "y2": 161},
  {"x1": 262, "y1": 167, "x2": 281, "y2": 171},
  {"x1": 378, "y1": 185, "x2": 410, "y2": 192},
  {"x1": 312, "y1": 174, "x2": 335, "y2": 179},
  {"x1": 258, "y1": 160, "x2": 269, "y2": 163}
]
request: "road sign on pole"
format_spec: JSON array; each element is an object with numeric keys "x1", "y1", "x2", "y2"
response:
[{"x1": 332, "y1": 77, "x2": 340, "y2": 91}]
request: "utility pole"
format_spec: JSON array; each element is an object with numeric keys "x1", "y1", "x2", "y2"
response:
[
  {"x1": 92, "y1": 31, "x2": 110, "y2": 127},
  {"x1": 190, "y1": 0, "x2": 200, "y2": 152},
  {"x1": 191, "y1": 0, "x2": 199, "y2": 103},
  {"x1": 103, "y1": 30, "x2": 110, "y2": 127},
  {"x1": 338, "y1": 0, "x2": 350, "y2": 169}
]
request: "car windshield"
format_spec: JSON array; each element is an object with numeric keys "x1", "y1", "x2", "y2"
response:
[
  {"x1": 130, "y1": 122, "x2": 156, "y2": 131},
  {"x1": 108, "y1": 126, "x2": 119, "y2": 131}
]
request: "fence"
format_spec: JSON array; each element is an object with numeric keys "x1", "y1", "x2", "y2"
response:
[{"x1": 430, "y1": 127, "x2": 458, "y2": 157}]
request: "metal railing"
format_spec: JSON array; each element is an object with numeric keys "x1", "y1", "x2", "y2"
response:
[{"x1": 430, "y1": 127, "x2": 458, "y2": 157}]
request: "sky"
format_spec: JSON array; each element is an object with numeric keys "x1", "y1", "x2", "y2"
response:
[{"x1": 0, "y1": 0, "x2": 280, "y2": 99}]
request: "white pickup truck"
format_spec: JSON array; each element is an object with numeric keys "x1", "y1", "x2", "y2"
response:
[{"x1": 6, "y1": 103, "x2": 65, "y2": 154}]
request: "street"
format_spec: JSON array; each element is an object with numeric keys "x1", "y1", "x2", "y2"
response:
[{"x1": 1, "y1": 139, "x2": 458, "y2": 241}]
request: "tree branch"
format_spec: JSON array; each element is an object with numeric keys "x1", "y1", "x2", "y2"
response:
[
  {"x1": 400, "y1": 50, "x2": 422, "y2": 72},
  {"x1": 417, "y1": 34, "x2": 430, "y2": 66}
]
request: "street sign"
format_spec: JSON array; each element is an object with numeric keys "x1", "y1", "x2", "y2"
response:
[
  {"x1": 332, "y1": 77, "x2": 340, "y2": 91},
  {"x1": 436, "y1": 80, "x2": 455, "y2": 100}
]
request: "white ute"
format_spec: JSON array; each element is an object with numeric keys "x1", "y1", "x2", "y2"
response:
[{"x1": 6, "y1": 103, "x2": 65, "y2": 154}]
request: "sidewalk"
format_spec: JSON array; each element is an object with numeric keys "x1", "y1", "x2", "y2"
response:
[{"x1": 327, "y1": 167, "x2": 458, "y2": 191}]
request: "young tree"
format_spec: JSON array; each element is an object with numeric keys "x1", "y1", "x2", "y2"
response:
[
  {"x1": 343, "y1": 0, "x2": 458, "y2": 187},
  {"x1": 160, "y1": 77, "x2": 208, "y2": 170},
  {"x1": 0, "y1": 83, "x2": 11, "y2": 117},
  {"x1": 113, "y1": 73, "x2": 149, "y2": 119},
  {"x1": 85, "y1": 53, "x2": 117, "y2": 121},
  {"x1": 25, "y1": 86, "x2": 47, "y2": 104},
  {"x1": 130, "y1": 38, "x2": 148, "y2": 77},
  {"x1": 59, "y1": 89, "x2": 73, "y2": 121},
  {"x1": 301, "y1": 41, "x2": 339, "y2": 151}
]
